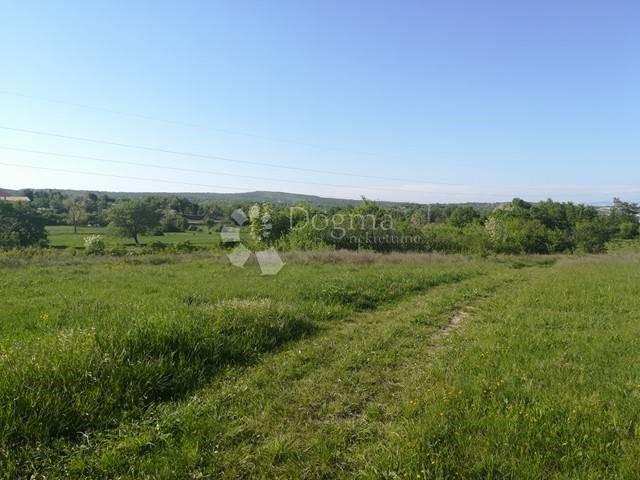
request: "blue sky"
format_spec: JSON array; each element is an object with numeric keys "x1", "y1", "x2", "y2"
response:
[{"x1": 1, "y1": 0, "x2": 638, "y2": 203}]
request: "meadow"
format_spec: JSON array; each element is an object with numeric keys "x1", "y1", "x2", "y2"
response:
[
  {"x1": 45, "y1": 225, "x2": 221, "y2": 249},
  {"x1": 0, "y1": 250, "x2": 639, "y2": 478}
]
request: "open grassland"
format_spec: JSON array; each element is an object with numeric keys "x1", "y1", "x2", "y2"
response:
[
  {"x1": 46, "y1": 225, "x2": 220, "y2": 248},
  {"x1": 0, "y1": 251, "x2": 639, "y2": 478}
]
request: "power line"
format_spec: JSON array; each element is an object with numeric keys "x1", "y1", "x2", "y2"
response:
[
  {"x1": 0, "y1": 161, "x2": 245, "y2": 192},
  {"x1": 0, "y1": 145, "x2": 475, "y2": 196},
  {"x1": 0, "y1": 125, "x2": 465, "y2": 186},
  {"x1": 0, "y1": 89, "x2": 468, "y2": 168},
  {"x1": 0, "y1": 90, "x2": 541, "y2": 177}
]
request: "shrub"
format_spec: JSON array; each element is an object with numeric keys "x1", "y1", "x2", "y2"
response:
[
  {"x1": 617, "y1": 221, "x2": 639, "y2": 239},
  {"x1": 173, "y1": 240, "x2": 196, "y2": 253},
  {"x1": 283, "y1": 222, "x2": 333, "y2": 251},
  {"x1": 160, "y1": 210, "x2": 188, "y2": 232},
  {"x1": 145, "y1": 240, "x2": 168, "y2": 253},
  {"x1": 83, "y1": 235, "x2": 105, "y2": 255},
  {"x1": 448, "y1": 206, "x2": 480, "y2": 228},
  {"x1": 485, "y1": 217, "x2": 551, "y2": 254},
  {"x1": 421, "y1": 224, "x2": 468, "y2": 253},
  {"x1": 575, "y1": 219, "x2": 610, "y2": 253}
]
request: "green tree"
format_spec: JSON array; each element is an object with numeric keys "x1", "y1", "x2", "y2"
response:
[
  {"x1": 49, "y1": 191, "x2": 66, "y2": 214},
  {"x1": 610, "y1": 198, "x2": 639, "y2": 238},
  {"x1": 612, "y1": 198, "x2": 640, "y2": 220},
  {"x1": 617, "y1": 222, "x2": 639, "y2": 240},
  {"x1": 107, "y1": 200, "x2": 161, "y2": 244},
  {"x1": 160, "y1": 209, "x2": 188, "y2": 232},
  {"x1": 448, "y1": 206, "x2": 480, "y2": 228},
  {"x1": 485, "y1": 216, "x2": 550, "y2": 254},
  {"x1": 0, "y1": 201, "x2": 48, "y2": 248},
  {"x1": 574, "y1": 219, "x2": 610, "y2": 253},
  {"x1": 64, "y1": 197, "x2": 89, "y2": 233}
]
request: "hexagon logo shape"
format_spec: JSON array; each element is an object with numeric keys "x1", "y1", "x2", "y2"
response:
[{"x1": 224, "y1": 206, "x2": 285, "y2": 275}]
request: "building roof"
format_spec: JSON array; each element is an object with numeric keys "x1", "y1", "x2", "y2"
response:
[{"x1": 0, "y1": 195, "x2": 31, "y2": 202}]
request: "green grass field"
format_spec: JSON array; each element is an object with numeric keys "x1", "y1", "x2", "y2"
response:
[
  {"x1": 46, "y1": 225, "x2": 221, "y2": 248},
  {"x1": 1, "y1": 251, "x2": 639, "y2": 478}
]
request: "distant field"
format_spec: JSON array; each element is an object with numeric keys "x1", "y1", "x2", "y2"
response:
[
  {"x1": 46, "y1": 225, "x2": 221, "y2": 248},
  {"x1": 1, "y1": 251, "x2": 639, "y2": 478}
]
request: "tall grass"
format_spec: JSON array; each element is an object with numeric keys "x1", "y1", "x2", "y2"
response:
[
  {"x1": 0, "y1": 301, "x2": 314, "y2": 445},
  {"x1": 309, "y1": 270, "x2": 474, "y2": 310}
]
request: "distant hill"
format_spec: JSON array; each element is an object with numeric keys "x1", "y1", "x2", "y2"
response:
[
  {"x1": 2, "y1": 187, "x2": 504, "y2": 210},
  {"x1": 2, "y1": 188, "x2": 361, "y2": 206}
]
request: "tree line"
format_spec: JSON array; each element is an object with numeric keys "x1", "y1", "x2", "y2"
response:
[
  {"x1": 1, "y1": 190, "x2": 638, "y2": 254},
  {"x1": 270, "y1": 197, "x2": 639, "y2": 254}
]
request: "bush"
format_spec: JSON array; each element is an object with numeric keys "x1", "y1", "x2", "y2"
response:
[
  {"x1": 607, "y1": 239, "x2": 640, "y2": 253},
  {"x1": 485, "y1": 217, "x2": 551, "y2": 254},
  {"x1": 143, "y1": 240, "x2": 168, "y2": 254},
  {"x1": 160, "y1": 211, "x2": 188, "y2": 232},
  {"x1": 173, "y1": 240, "x2": 196, "y2": 253},
  {"x1": 617, "y1": 221, "x2": 639, "y2": 239},
  {"x1": 448, "y1": 206, "x2": 480, "y2": 228},
  {"x1": 83, "y1": 235, "x2": 105, "y2": 255},
  {"x1": 574, "y1": 219, "x2": 610, "y2": 253},
  {"x1": 282, "y1": 222, "x2": 333, "y2": 251},
  {"x1": 421, "y1": 224, "x2": 467, "y2": 253}
]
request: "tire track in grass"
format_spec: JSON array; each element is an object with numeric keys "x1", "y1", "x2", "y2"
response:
[{"x1": 428, "y1": 304, "x2": 484, "y2": 350}]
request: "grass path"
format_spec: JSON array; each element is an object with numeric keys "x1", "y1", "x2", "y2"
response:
[{"x1": 59, "y1": 268, "x2": 522, "y2": 478}]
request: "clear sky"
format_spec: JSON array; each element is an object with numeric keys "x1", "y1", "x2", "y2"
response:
[{"x1": 1, "y1": 0, "x2": 638, "y2": 203}]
